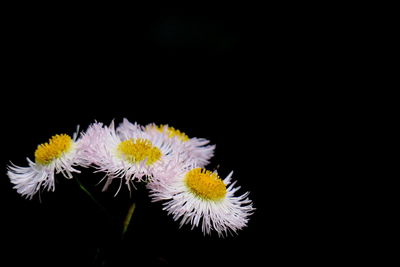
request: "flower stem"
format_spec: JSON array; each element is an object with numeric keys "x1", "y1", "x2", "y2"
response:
[
  {"x1": 122, "y1": 202, "x2": 136, "y2": 240},
  {"x1": 75, "y1": 177, "x2": 107, "y2": 213}
]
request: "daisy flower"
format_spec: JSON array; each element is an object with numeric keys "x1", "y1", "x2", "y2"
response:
[
  {"x1": 80, "y1": 121, "x2": 184, "y2": 194},
  {"x1": 143, "y1": 123, "x2": 216, "y2": 167},
  {"x1": 7, "y1": 129, "x2": 84, "y2": 199},
  {"x1": 148, "y1": 167, "x2": 254, "y2": 237}
]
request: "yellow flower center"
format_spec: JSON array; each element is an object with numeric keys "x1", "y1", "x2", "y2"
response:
[
  {"x1": 153, "y1": 125, "x2": 189, "y2": 142},
  {"x1": 34, "y1": 134, "x2": 73, "y2": 165},
  {"x1": 117, "y1": 138, "x2": 162, "y2": 165},
  {"x1": 185, "y1": 168, "x2": 227, "y2": 201}
]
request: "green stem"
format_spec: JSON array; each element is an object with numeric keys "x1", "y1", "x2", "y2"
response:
[
  {"x1": 122, "y1": 202, "x2": 136, "y2": 239},
  {"x1": 75, "y1": 177, "x2": 107, "y2": 213}
]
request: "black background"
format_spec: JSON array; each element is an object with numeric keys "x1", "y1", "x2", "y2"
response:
[{"x1": 0, "y1": 5, "x2": 329, "y2": 266}]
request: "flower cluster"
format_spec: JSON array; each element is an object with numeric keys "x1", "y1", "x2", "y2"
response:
[{"x1": 7, "y1": 119, "x2": 254, "y2": 236}]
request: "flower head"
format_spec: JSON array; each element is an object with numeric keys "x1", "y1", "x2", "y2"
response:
[
  {"x1": 7, "y1": 129, "x2": 84, "y2": 199},
  {"x1": 144, "y1": 123, "x2": 215, "y2": 167},
  {"x1": 148, "y1": 166, "x2": 254, "y2": 237},
  {"x1": 80, "y1": 120, "x2": 184, "y2": 194}
]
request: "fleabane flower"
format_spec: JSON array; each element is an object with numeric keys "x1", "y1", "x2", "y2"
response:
[
  {"x1": 143, "y1": 123, "x2": 215, "y2": 167},
  {"x1": 7, "y1": 130, "x2": 84, "y2": 199},
  {"x1": 80, "y1": 121, "x2": 181, "y2": 193},
  {"x1": 148, "y1": 167, "x2": 254, "y2": 237}
]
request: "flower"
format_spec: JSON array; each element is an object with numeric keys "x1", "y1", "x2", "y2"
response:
[
  {"x1": 7, "y1": 130, "x2": 84, "y2": 199},
  {"x1": 80, "y1": 120, "x2": 185, "y2": 194},
  {"x1": 144, "y1": 123, "x2": 215, "y2": 167},
  {"x1": 148, "y1": 167, "x2": 254, "y2": 237}
]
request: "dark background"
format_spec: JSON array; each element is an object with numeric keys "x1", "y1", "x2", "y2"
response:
[{"x1": 0, "y1": 5, "x2": 330, "y2": 266}]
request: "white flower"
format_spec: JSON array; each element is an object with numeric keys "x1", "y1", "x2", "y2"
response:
[
  {"x1": 148, "y1": 167, "x2": 254, "y2": 237},
  {"x1": 80, "y1": 120, "x2": 185, "y2": 194},
  {"x1": 143, "y1": 123, "x2": 215, "y2": 167},
  {"x1": 7, "y1": 129, "x2": 84, "y2": 199}
]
